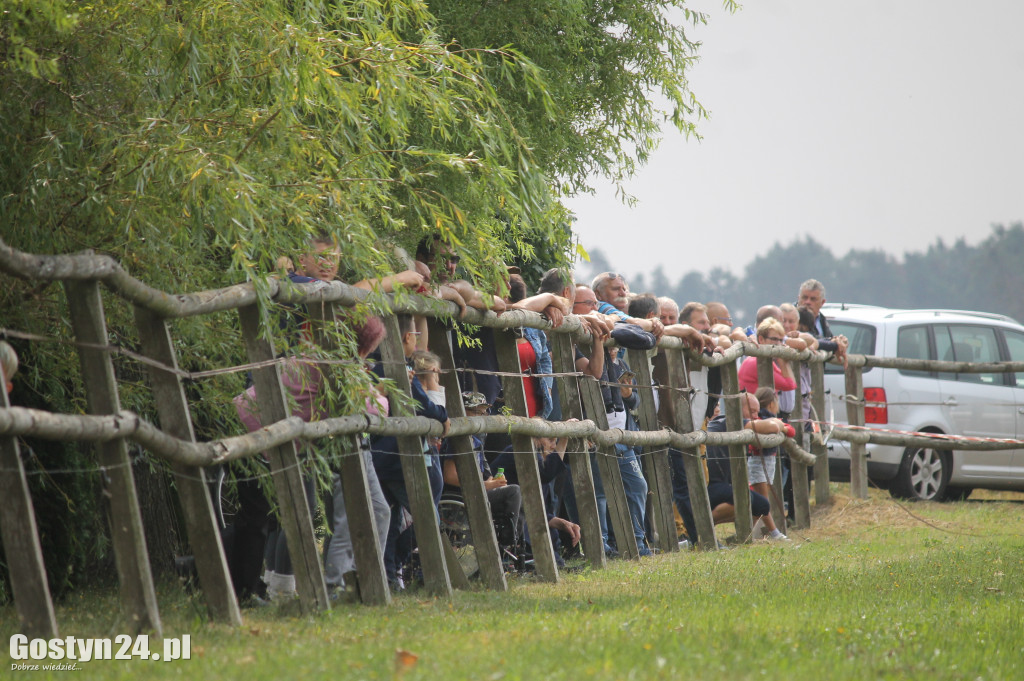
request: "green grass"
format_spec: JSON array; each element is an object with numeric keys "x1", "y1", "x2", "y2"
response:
[{"x1": 4, "y1": 490, "x2": 1024, "y2": 680}]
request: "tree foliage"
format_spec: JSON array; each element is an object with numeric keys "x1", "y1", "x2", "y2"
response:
[
  {"x1": 1, "y1": 0, "x2": 724, "y2": 594},
  {"x1": 428, "y1": 0, "x2": 726, "y2": 197},
  {"x1": 1, "y1": 0, "x2": 566, "y2": 291},
  {"x1": 0, "y1": 0, "x2": 560, "y2": 594}
]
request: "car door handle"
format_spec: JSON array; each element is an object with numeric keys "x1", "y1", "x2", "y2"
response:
[{"x1": 943, "y1": 397, "x2": 958, "y2": 406}]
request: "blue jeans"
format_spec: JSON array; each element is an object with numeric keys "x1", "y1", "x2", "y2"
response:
[{"x1": 591, "y1": 446, "x2": 649, "y2": 552}]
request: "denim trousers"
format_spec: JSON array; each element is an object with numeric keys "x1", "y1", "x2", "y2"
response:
[
  {"x1": 590, "y1": 446, "x2": 648, "y2": 550},
  {"x1": 323, "y1": 449, "x2": 390, "y2": 587}
]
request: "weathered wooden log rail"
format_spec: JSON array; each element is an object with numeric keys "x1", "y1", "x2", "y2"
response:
[
  {"x1": 3, "y1": 236, "x2": 1023, "y2": 639},
  {"x1": 0, "y1": 407, "x2": 818, "y2": 466}
]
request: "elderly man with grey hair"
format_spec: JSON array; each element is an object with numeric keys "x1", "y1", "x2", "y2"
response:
[
  {"x1": 797, "y1": 278, "x2": 848, "y2": 362},
  {"x1": 797, "y1": 279, "x2": 830, "y2": 338},
  {"x1": 591, "y1": 272, "x2": 665, "y2": 340},
  {"x1": 657, "y1": 296, "x2": 679, "y2": 326}
]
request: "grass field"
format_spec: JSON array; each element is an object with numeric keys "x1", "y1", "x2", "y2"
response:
[{"x1": 4, "y1": 487, "x2": 1023, "y2": 680}]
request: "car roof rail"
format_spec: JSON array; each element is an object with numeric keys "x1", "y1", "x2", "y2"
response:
[
  {"x1": 821, "y1": 302, "x2": 888, "y2": 312},
  {"x1": 882, "y1": 309, "x2": 1018, "y2": 323}
]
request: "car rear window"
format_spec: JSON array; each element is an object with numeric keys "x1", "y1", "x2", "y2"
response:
[{"x1": 824, "y1": 321, "x2": 876, "y2": 374}]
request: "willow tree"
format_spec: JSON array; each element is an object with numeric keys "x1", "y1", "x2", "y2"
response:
[
  {"x1": 428, "y1": 0, "x2": 733, "y2": 197},
  {"x1": 0, "y1": 0, "x2": 561, "y2": 593},
  {"x1": 1, "y1": 0, "x2": 726, "y2": 591}
]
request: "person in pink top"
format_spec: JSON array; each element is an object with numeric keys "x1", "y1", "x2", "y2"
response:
[{"x1": 738, "y1": 318, "x2": 797, "y2": 394}]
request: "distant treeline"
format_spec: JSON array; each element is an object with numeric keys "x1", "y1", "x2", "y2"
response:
[{"x1": 580, "y1": 223, "x2": 1024, "y2": 325}]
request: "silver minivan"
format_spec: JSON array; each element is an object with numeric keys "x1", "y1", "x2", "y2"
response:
[{"x1": 822, "y1": 304, "x2": 1024, "y2": 501}]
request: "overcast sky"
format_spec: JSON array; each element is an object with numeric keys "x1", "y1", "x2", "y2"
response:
[{"x1": 564, "y1": 0, "x2": 1024, "y2": 280}]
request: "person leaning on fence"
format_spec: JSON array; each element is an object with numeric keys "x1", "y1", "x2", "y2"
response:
[
  {"x1": 411, "y1": 349, "x2": 445, "y2": 406},
  {"x1": 566, "y1": 286, "x2": 658, "y2": 556},
  {"x1": 571, "y1": 286, "x2": 617, "y2": 371},
  {"x1": 797, "y1": 278, "x2": 849, "y2": 364},
  {"x1": 680, "y1": 301, "x2": 733, "y2": 350},
  {"x1": 535, "y1": 267, "x2": 581, "y2": 420},
  {"x1": 369, "y1": 313, "x2": 451, "y2": 590},
  {"x1": 746, "y1": 387, "x2": 795, "y2": 541},
  {"x1": 705, "y1": 301, "x2": 748, "y2": 344},
  {"x1": 743, "y1": 305, "x2": 782, "y2": 342},
  {"x1": 507, "y1": 273, "x2": 564, "y2": 419},
  {"x1": 490, "y1": 418, "x2": 583, "y2": 567},
  {"x1": 411, "y1": 349, "x2": 447, "y2": 459},
  {"x1": 322, "y1": 316, "x2": 392, "y2": 602},
  {"x1": 229, "y1": 238, "x2": 350, "y2": 604},
  {"x1": 414, "y1": 235, "x2": 506, "y2": 317},
  {"x1": 591, "y1": 272, "x2": 665, "y2": 341},
  {"x1": 445, "y1": 265, "x2": 523, "y2": 411},
  {"x1": 228, "y1": 236, "x2": 425, "y2": 604},
  {"x1": 592, "y1": 318, "x2": 657, "y2": 557},
  {"x1": 670, "y1": 395, "x2": 779, "y2": 544},
  {"x1": 447, "y1": 268, "x2": 568, "y2": 416},
  {"x1": 703, "y1": 300, "x2": 747, "y2": 420},
  {"x1": 441, "y1": 391, "x2": 523, "y2": 549},
  {"x1": 738, "y1": 318, "x2": 798, "y2": 395}
]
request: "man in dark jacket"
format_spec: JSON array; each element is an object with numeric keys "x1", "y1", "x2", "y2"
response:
[{"x1": 797, "y1": 278, "x2": 848, "y2": 361}]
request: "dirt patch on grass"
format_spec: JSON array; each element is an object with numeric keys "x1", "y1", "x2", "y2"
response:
[
  {"x1": 968, "y1": 489, "x2": 1024, "y2": 502},
  {"x1": 802, "y1": 487, "x2": 956, "y2": 540}
]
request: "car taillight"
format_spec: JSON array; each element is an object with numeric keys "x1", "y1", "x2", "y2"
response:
[{"x1": 864, "y1": 387, "x2": 888, "y2": 424}]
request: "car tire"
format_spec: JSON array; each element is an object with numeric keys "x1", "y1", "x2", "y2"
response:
[{"x1": 889, "y1": 445, "x2": 950, "y2": 501}]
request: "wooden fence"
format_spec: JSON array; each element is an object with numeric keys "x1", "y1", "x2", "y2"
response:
[{"x1": 3, "y1": 237, "x2": 1023, "y2": 639}]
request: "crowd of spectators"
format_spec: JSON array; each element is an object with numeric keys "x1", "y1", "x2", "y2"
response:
[{"x1": 223, "y1": 234, "x2": 850, "y2": 604}]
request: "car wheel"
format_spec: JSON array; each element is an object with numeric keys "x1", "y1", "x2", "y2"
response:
[{"x1": 890, "y1": 445, "x2": 950, "y2": 501}]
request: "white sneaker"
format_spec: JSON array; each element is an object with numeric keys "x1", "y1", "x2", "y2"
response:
[{"x1": 766, "y1": 531, "x2": 791, "y2": 542}]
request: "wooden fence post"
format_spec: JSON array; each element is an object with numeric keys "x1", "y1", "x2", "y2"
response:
[
  {"x1": 811, "y1": 362, "x2": 831, "y2": 505},
  {"x1": 0, "y1": 366, "x2": 58, "y2": 637},
  {"x1": 721, "y1": 360, "x2": 753, "y2": 543},
  {"x1": 237, "y1": 304, "x2": 329, "y2": 613},
  {"x1": 755, "y1": 355, "x2": 786, "y2": 533},
  {"x1": 378, "y1": 314, "x2": 452, "y2": 597},
  {"x1": 791, "y1": 380, "x2": 811, "y2": 529},
  {"x1": 427, "y1": 319, "x2": 507, "y2": 591},
  {"x1": 577, "y1": 370, "x2": 640, "y2": 560},
  {"x1": 549, "y1": 333, "x2": 605, "y2": 568},
  {"x1": 652, "y1": 347, "x2": 718, "y2": 551},
  {"x1": 334, "y1": 434, "x2": 393, "y2": 605},
  {"x1": 134, "y1": 307, "x2": 242, "y2": 624},
  {"x1": 627, "y1": 348, "x2": 676, "y2": 553},
  {"x1": 305, "y1": 302, "x2": 390, "y2": 605},
  {"x1": 64, "y1": 281, "x2": 162, "y2": 634},
  {"x1": 845, "y1": 363, "x2": 868, "y2": 498},
  {"x1": 493, "y1": 328, "x2": 559, "y2": 582}
]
